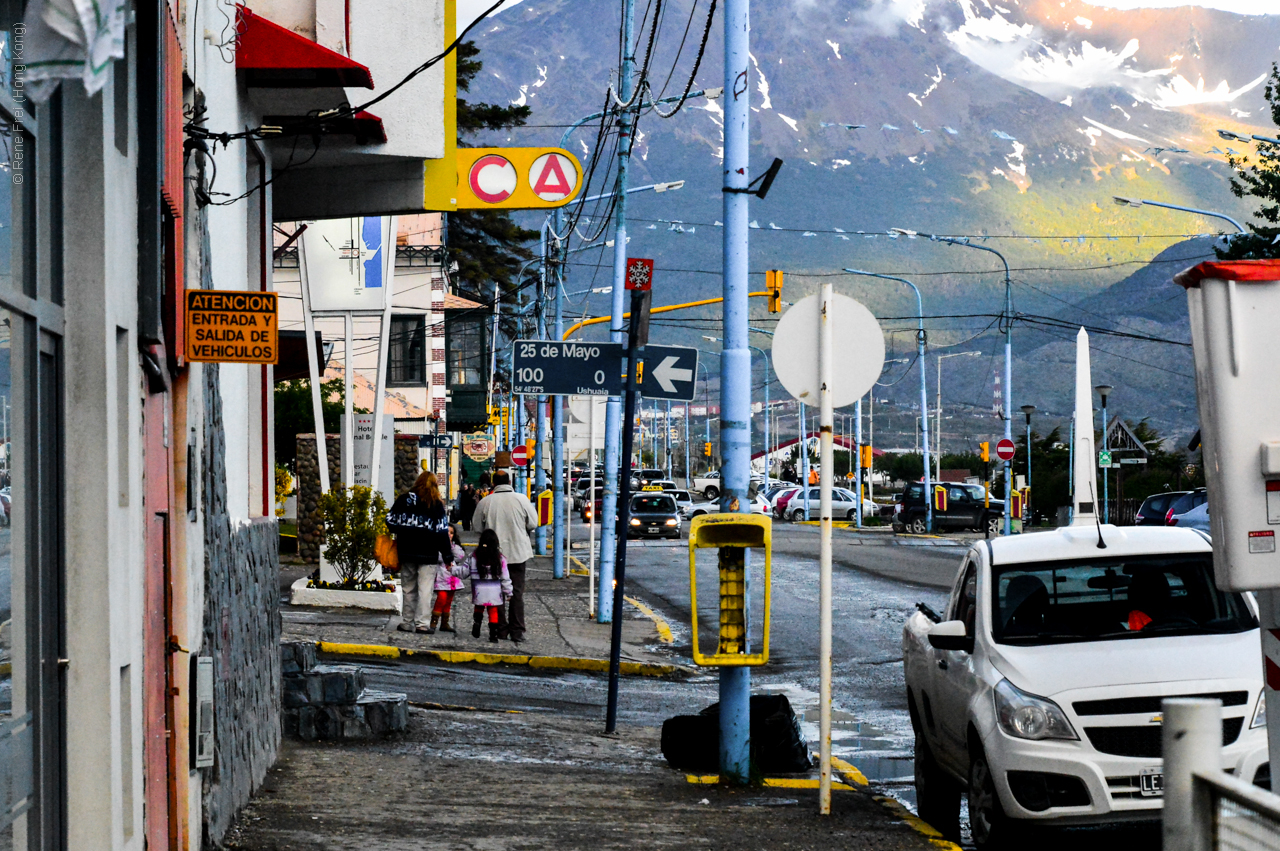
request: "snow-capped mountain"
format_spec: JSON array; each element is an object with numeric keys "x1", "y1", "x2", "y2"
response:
[{"x1": 466, "y1": 0, "x2": 1280, "y2": 442}]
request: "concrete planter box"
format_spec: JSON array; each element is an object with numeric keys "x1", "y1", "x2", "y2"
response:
[{"x1": 288, "y1": 575, "x2": 402, "y2": 612}]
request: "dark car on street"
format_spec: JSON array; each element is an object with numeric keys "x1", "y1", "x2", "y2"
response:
[
  {"x1": 1134, "y1": 490, "x2": 1189, "y2": 525},
  {"x1": 892, "y1": 481, "x2": 1003, "y2": 535},
  {"x1": 627, "y1": 492, "x2": 682, "y2": 539}
]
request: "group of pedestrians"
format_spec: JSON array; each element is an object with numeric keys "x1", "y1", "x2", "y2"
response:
[{"x1": 387, "y1": 470, "x2": 538, "y2": 644}]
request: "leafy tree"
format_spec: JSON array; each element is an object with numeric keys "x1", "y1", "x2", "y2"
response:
[
  {"x1": 273, "y1": 377, "x2": 365, "y2": 468},
  {"x1": 316, "y1": 485, "x2": 388, "y2": 587},
  {"x1": 448, "y1": 41, "x2": 538, "y2": 309},
  {"x1": 1219, "y1": 63, "x2": 1280, "y2": 260}
]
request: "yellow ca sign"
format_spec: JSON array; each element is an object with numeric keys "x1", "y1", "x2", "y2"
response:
[{"x1": 448, "y1": 148, "x2": 584, "y2": 210}]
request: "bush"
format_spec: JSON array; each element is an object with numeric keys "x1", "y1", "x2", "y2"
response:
[{"x1": 316, "y1": 485, "x2": 388, "y2": 587}]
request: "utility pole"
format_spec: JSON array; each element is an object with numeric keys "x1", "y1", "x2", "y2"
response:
[
  {"x1": 551, "y1": 232, "x2": 566, "y2": 578},
  {"x1": 597, "y1": 0, "x2": 638, "y2": 624},
  {"x1": 719, "y1": 0, "x2": 752, "y2": 785},
  {"x1": 535, "y1": 225, "x2": 549, "y2": 554}
]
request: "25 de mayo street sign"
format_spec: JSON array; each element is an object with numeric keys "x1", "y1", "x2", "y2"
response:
[
  {"x1": 512, "y1": 340, "x2": 624, "y2": 396},
  {"x1": 185, "y1": 290, "x2": 278, "y2": 364}
]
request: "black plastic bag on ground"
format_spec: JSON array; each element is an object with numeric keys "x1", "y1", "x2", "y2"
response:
[{"x1": 661, "y1": 693, "x2": 812, "y2": 774}]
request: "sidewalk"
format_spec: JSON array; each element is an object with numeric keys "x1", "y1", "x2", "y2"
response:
[
  {"x1": 281, "y1": 555, "x2": 679, "y2": 673},
  {"x1": 221, "y1": 705, "x2": 942, "y2": 851}
]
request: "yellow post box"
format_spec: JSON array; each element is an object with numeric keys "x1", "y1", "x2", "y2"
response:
[{"x1": 688, "y1": 513, "x2": 771, "y2": 667}]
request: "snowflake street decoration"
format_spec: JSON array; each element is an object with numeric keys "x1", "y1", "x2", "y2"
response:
[{"x1": 625, "y1": 258, "x2": 654, "y2": 291}]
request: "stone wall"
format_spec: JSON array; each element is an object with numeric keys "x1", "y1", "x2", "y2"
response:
[
  {"x1": 295, "y1": 434, "x2": 341, "y2": 564},
  {"x1": 200, "y1": 363, "x2": 282, "y2": 846},
  {"x1": 394, "y1": 435, "x2": 419, "y2": 496}
]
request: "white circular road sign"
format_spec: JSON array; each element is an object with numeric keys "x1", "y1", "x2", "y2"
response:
[
  {"x1": 771, "y1": 293, "x2": 885, "y2": 408},
  {"x1": 528, "y1": 152, "x2": 579, "y2": 202},
  {"x1": 468, "y1": 154, "x2": 517, "y2": 204}
]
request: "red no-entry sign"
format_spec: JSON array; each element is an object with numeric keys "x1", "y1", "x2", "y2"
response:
[
  {"x1": 995, "y1": 438, "x2": 1016, "y2": 462},
  {"x1": 511, "y1": 444, "x2": 529, "y2": 467}
]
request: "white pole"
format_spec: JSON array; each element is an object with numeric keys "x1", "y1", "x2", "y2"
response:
[
  {"x1": 297, "y1": 235, "x2": 330, "y2": 495},
  {"x1": 1162, "y1": 698, "x2": 1221, "y2": 851},
  {"x1": 818, "y1": 282, "x2": 834, "y2": 815},
  {"x1": 369, "y1": 217, "x2": 397, "y2": 496},
  {"x1": 936, "y1": 356, "x2": 943, "y2": 481},
  {"x1": 343, "y1": 312, "x2": 355, "y2": 489},
  {"x1": 589, "y1": 399, "x2": 598, "y2": 619}
]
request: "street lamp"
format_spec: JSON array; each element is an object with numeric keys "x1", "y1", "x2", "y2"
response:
[
  {"x1": 937, "y1": 351, "x2": 981, "y2": 479},
  {"x1": 890, "y1": 228, "x2": 1014, "y2": 535},
  {"x1": 1095, "y1": 385, "x2": 1113, "y2": 524},
  {"x1": 1111, "y1": 196, "x2": 1245, "y2": 234},
  {"x1": 1021, "y1": 404, "x2": 1035, "y2": 526},
  {"x1": 842, "y1": 268, "x2": 933, "y2": 532}
]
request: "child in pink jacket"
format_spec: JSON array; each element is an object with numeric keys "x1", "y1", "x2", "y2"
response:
[{"x1": 468, "y1": 529, "x2": 513, "y2": 642}]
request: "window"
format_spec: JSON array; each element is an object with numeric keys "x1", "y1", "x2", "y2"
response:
[
  {"x1": 388, "y1": 314, "x2": 426, "y2": 387},
  {"x1": 447, "y1": 315, "x2": 485, "y2": 387}
]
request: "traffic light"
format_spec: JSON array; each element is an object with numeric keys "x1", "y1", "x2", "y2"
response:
[
  {"x1": 765, "y1": 269, "x2": 784, "y2": 313},
  {"x1": 860, "y1": 445, "x2": 873, "y2": 468},
  {"x1": 704, "y1": 441, "x2": 713, "y2": 457},
  {"x1": 980, "y1": 441, "x2": 990, "y2": 463}
]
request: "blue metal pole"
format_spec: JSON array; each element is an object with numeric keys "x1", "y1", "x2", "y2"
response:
[
  {"x1": 552, "y1": 223, "x2": 566, "y2": 578},
  {"x1": 719, "y1": 0, "x2": 751, "y2": 785},
  {"x1": 597, "y1": 0, "x2": 637, "y2": 623},
  {"x1": 536, "y1": 225, "x2": 549, "y2": 554}
]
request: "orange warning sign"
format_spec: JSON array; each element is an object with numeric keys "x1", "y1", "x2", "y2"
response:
[{"x1": 184, "y1": 290, "x2": 278, "y2": 364}]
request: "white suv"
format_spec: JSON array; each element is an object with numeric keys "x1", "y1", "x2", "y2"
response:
[{"x1": 902, "y1": 524, "x2": 1266, "y2": 848}]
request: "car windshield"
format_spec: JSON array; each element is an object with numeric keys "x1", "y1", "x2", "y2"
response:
[
  {"x1": 991, "y1": 553, "x2": 1255, "y2": 646},
  {"x1": 1171, "y1": 492, "x2": 1207, "y2": 515},
  {"x1": 632, "y1": 496, "x2": 676, "y2": 513},
  {"x1": 671, "y1": 491, "x2": 692, "y2": 502}
]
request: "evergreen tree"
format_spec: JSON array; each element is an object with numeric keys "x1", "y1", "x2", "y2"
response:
[
  {"x1": 1218, "y1": 63, "x2": 1280, "y2": 260},
  {"x1": 447, "y1": 42, "x2": 539, "y2": 308}
]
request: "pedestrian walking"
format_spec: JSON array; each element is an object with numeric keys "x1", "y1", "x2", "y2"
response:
[
  {"x1": 474, "y1": 470, "x2": 538, "y2": 643},
  {"x1": 467, "y1": 529, "x2": 513, "y2": 643},
  {"x1": 387, "y1": 471, "x2": 454, "y2": 634},
  {"x1": 459, "y1": 484, "x2": 478, "y2": 531},
  {"x1": 424, "y1": 523, "x2": 468, "y2": 634}
]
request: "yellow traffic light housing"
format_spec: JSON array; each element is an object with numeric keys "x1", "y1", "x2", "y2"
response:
[
  {"x1": 860, "y1": 445, "x2": 873, "y2": 468},
  {"x1": 765, "y1": 269, "x2": 783, "y2": 313},
  {"x1": 704, "y1": 441, "x2": 713, "y2": 457},
  {"x1": 688, "y1": 513, "x2": 772, "y2": 667},
  {"x1": 979, "y1": 441, "x2": 990, "y2": 463}
]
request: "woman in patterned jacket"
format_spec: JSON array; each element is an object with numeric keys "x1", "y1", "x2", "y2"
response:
[{"x1": 387, "y1": 471, "x2": 454, "y2": 633}]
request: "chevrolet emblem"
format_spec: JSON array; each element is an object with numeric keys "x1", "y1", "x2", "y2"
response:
[{"x1": 1151, "y1": 714, "x2": 1163, "y2": 724}]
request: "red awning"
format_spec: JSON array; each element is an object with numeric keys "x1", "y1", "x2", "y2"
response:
[
  {"x1": 237, "y1": 7, "x2": 374, "y2": 88},
  {"x1": 1175, "y1": 259, "x2": 1280, "y2": 288}
]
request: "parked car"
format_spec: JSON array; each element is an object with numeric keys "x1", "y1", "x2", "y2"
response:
[
  {"x1": 893, "y1": 481, "x2": 1003, "y2": 536},
  {"x1": 1134, "y1": 490, "x2": 1188, "y2": 526},
  {"x1": 684, "y1": 499, "x2": 718, "y2": 520},
  {"x1": 649, "y1": 479, "x2": 679, "y2": 492},
  {"x1": 1170, "y1": 500, "x2": 1211, "y2": 533},
  {"x1": 580, "y1": 488, "x2": 605, "y2": 522},
  {"x1": 773, "y1": 487, "x2": 865, "y2": 521},
  {"x1": 693, "y1": 470, "x2": 721, "y2": 499},
  {"x1": 627, "y1": 492, "x2": 682, "y2": 539},
  {"x1": 1164, "y1": 488, "x2": 1207, "y2": 525},
  {"x1": 903, "y1": 525, "x2": 1265, "y2": 848}
]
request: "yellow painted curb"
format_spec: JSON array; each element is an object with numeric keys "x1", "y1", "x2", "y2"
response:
[
  {"x1": 315, "y1": 641, "x2": 682, "y2": 677},
  {"x1": 794, "y1": 521, "x2": 852, "y2": 528},
  {"x1": 874, "y1": 795, "x2": 963, "y2": 851},
  {"x1": 898, "y1": 533, "x2": 944, "y2": 539},
  {"x1": 623, "y1": 595, "x2": 674, "y2": 644},
  {"x1": 0, "y1": 662, "x2": 10, "y2": 677},
  {"x1": 685, "y1": 775, "x2": 853, "y2": 790},
  {"x1": 831, "y1": 755, "x2": 869, "y2": 786}
]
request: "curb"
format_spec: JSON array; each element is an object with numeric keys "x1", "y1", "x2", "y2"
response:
[
  {"x1": 623, "y1": 595, "x2": 674, "y2": 643},
  {"x1": 315, "y1": 640, "x2": 686, "y2": 677},
  {"x1": 832, "y1": 755, "x2": 961, "y2": 850},
  {"x1": 685, "y1": 775, "x2": 856, "y2": 791}
]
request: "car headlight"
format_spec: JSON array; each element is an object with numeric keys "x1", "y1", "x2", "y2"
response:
[
  {"x1": 994, "y1": 679, "x2": 1078, "y2": 741},
  {"x1": 1252, "y1": 693, "x2": 1267, "y2": 729},
  {"x1": 665, "y1": 518, "x2": 678, "y2": 526},
  {"x1": 630, "y1": 518, "x2": 641, "y2": 526}
]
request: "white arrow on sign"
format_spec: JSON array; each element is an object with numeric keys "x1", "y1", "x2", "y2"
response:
[{"x1": 652, "y1": 356, "x2": 692, "y2": 393}]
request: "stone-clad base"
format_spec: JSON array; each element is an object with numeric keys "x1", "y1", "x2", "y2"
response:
[
  {"x1": 288, "y1": 575, "x2": 402, "y2": 611},
  {"x1": 280, "y1": 642, "x2": 408, "y2": 741}
]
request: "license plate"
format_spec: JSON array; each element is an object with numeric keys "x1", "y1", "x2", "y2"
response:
[
  {"x1": 646, "y1": 527, "x2": 660, "y2": 534},
  {"x1": 1139, "y1": 767, "x2": 1163, "y2": 796}
]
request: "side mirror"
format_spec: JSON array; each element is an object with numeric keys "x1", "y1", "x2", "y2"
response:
[{"x1": 928, "y1": 620, "x2": 974, "y2": 654}]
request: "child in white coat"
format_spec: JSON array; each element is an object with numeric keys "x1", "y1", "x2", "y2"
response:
[
  {"x1": 468, "y1": 529, "x2": 513, "y2": 643},
  {"x1": 424, "y1": 523, "x2": 468, "y2": 634}
]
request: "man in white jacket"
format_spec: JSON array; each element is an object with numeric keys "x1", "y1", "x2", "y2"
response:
[{"x1": 474, "y1": 471, "x2": 539, "y2": 643}]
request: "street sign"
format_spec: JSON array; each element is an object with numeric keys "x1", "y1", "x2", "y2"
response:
[
  {"x1": 772, "y1": 293, "x2": 884, "y2": 407},
  {"x1": 512, "y1": 339, "x2": 624, "y2": 396},
  {"x1": 1119, "y1": 457, "x2": 1147, "y2": 465},
  {"x1": 626, "y1": 257, "x2": 654, "y2": 291},
  {"x1": 184, "y1": 290, "x2": 279, "y2": 363},
  {"x1": 639, "y1": 345, "x2": 699, "y2": 401},
  {"x1": 512, "y1": 444, "x2": 529, "y2": 467},
  {"x1": 995, "y1": 438, "x2": 1016, "y2": 462},
  {"x1": 418, "y1": 434, "x2": 455, "y2": 449},
  {"x1": 1098, "y1": 449, "x2": 1112, "y2": 468},
  {"x1": 454, "y1": 148, "x2": 584, "y2": 209}
]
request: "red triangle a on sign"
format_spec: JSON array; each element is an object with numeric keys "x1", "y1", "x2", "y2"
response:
[{"x1": 533, "y1": 155, "x2": 573, "y2": 196}]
